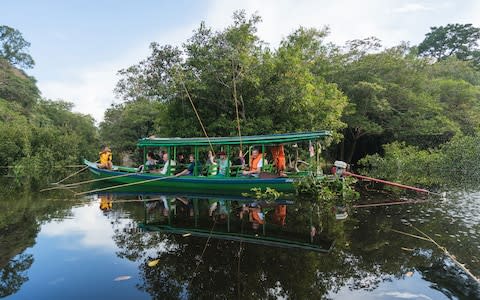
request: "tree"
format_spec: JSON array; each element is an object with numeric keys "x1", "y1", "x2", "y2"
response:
[
  {"x1": 0, "y1": 26, "x2": 35, "y2": 69},
  {"x1": 99, "y1": 99, "x2": 166, "y2": 157},
  {"x1": 113, "y1": 11, "x2": 348, "y2": 145},
  {"x1": 417, "y1": 24, "x2": 480, "y2": 67},
  {"x1": 0, "y1": 58, "x2": 39, "y2": 109}
]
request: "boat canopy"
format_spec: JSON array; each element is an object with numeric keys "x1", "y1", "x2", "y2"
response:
[{"x1": 137, "y1": 131, "x2": 332, "y2": 147}]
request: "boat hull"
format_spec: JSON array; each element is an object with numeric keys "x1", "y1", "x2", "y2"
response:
[{"x1": 84, "y1": 160, "x2": 297, "y2": 195}]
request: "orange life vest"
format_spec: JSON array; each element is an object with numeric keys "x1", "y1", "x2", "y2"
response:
[
  {"x1": 271, "y1": 145, "x2": 286, "y2": 171},
  {"x1": 249, "y1": 154, "x2": 263, "y2": 172}
]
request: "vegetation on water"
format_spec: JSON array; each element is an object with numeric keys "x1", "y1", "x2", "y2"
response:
[
  {"x1": 295, "y1": 174, "x2": 359, "y2": 209},
  {"x1": 2, "y1": 14, "x2": 480, "y2": 186},
  {"x1": 242, "y1": 187, "x2": 284, "y2": 203}
]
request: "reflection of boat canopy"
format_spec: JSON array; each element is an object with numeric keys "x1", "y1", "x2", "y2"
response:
[
  {"x1": 139, "y1": 224, "x2": 333, "y2": 253},
  {"x1": 137, "y1": 131, "x2": 331, "y2": 147}
]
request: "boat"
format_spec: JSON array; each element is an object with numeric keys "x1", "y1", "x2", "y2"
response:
[{"x1": 84, "y1": 131, "x2": 331, "y2": 195}]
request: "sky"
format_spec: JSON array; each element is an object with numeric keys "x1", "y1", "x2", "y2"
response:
[{"x1": 2, "y1": 0, "x2": 480, "y2": 123}]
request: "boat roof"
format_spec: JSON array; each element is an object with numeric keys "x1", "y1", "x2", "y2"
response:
[{"x1": 137, "y1": 131, "x2": 331, "y2": 147}]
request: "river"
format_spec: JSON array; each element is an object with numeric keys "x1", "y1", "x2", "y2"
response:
[{"x1": 0, "y1": 178, "x2": 479, "y2": 299}]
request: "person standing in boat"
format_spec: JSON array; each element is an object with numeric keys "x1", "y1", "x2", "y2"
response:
[
  {"x1": 242, "y1": 148, "x2": 265, "y2": 177},
  {"x1": 97, "y1": 145, "x2": 113, "y2": 170},
  {"x1": 271, "y1": 145, "x2": 287, "y2": 177},
  {"x1": 159, "y1": 153, "x2": 176, "y2": 175}
]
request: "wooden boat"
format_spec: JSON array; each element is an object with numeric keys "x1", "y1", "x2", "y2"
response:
[{"x1": 84, "y1": 131, "x2": 331, "y2": 195}]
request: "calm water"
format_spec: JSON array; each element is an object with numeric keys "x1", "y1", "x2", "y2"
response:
[{"x1": 1, "y1": 178, "x2": 479, "y2": 299}]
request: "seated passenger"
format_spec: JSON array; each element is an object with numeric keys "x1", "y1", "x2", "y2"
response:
[
  {"x1": 176, "y1": 154, "x2": 196, "y2": 176},
  {"x1": 242, "y1": 149, "x2": 266, "y2": 177},
  {"x1": 97, "y1": 145, "x2": 113, "y2": 170},
  {"x1": 160, "y1": 153, "x2": 177, "y2": 175},
  {"x1": 138, "y1": 151, "x2": 158, "y2": 172},
  {"x1": 177, "y1": 153, "x2": 187, "y2": 164},
  {"x1": 217, "y1": 151, "x2": 231, "y2": 176}
]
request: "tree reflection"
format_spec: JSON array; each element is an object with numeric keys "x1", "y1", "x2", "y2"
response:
[
  {"x1": 110, "y1": 192, "x2": 480, "y2": 299},
  {"x1": 0, "y1": 178, "x2": 81, "y2": 297},
  {"x1": 0, "y1": 254, "x2": 33, "y2": 297}
]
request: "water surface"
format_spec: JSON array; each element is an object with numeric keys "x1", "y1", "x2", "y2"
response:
[{"x1": 1, "y1": 179, "x2": 479, "y2": 299}]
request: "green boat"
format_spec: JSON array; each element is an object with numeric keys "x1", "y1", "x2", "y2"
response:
[{"x1": 84, "y1": 131, "x2": 331, "y2": 195}]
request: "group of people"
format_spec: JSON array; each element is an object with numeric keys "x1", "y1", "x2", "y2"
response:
[{"x1": 97, "y1": 144, "x2": 287, "y2": 177}]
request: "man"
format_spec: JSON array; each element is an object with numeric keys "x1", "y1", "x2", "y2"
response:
[
  {"x1": 242, "y1": 149, "x2": 264, "y2": 176},
  {"x1": 176, "y1": 154, "x2": 196, "y2": 176},
  {"x1": 160, "y1": 153, "x2": 176, "y2": 175}
]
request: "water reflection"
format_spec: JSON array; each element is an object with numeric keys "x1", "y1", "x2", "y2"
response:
[
  {"x1": 1, "y1": 178, "x2": 480, "y2": 299},
  {"x1": 134, "y1": 193, "x2": 334, "y2": 253}
]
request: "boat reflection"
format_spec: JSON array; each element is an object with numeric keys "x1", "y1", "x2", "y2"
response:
[{"x1": 118, "y1": 193, "x2": 335, "y2": 253}]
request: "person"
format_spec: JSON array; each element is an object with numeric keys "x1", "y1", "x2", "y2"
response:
[
  {"x1": 205, "y1": 150, "x2": 217, "y2": 166},
  {"x1": 97, "y1": 145, "x2": 113, "y2": 170},
  {"x1": 160, "y1": 153, "x2": 176, "y2": 175},
  {"x1": 177, "y1": 153, "x2": 186, "y2": 164},
  {"x1": 239, "y1": 202, "x2": 265, "y2": 230},
  {"x1": 208, "y1": 199, "x2": 228, "y2": 222},
  {"x1": 176, "y1": 154, "x2": 196, "y2": 176},
  {"x1": 138, "y1": 151, "x2": 158, "y2": 172},
  {"x1": 242, "y1": 148, "x2": 265, "y2": 177},
  {"x1": 172, "y1": 196, "x2": 194, "y2": 217},
  {"x1": 271, "y1": 145, "x2": 287, "y2": 177},
  {"x1": 234, "y1": 149, "x2": 245, "y2": 167},
  {"x1": 216, "y1": 151, "x2": 230, "y2": 176},
  {"x1": 271, "y1": 204, "x2": 287, "y2": 226},
  {"x1": 99, "y1": 194, "x2": 113, "y2": 212}
]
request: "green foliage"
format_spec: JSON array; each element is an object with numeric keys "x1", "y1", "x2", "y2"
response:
[
  {"x1": 295, "y1": 174, "x2": 359, "y2": 210},
  {"x1": 242, "y1": 187, "x2": 283, "y2": 203},
  {"x1": 99, "y1": 99, "x2": 165, "y2": 155},
  {"x1": 112, "y1": 11, "x2": 347, "y2": 143},
  {"x1": 358, "y1": 136, "x2": 480, "y2": 188},
  {"x1": 358, "y1": 141, "x2": 444, "y2": 187},
  {"x1": 436, "y1": 135, "x2": 480, "y2": 186},
  {"x1": 0, "y1": 58, "x2": 39, "y2": 109},
  {"x1": 0, "y1": 26, "x2": 34, "y2": 69},
  {"x1": 418, "y1": 23, "x2": 480, "y2": 67}
]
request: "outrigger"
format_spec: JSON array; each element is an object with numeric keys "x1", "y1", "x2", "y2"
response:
[{"x1": 83, "y1": 131, "x2": 331, "y2": 195}]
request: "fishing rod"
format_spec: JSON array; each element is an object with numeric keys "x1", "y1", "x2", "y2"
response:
[{"x1": 332, "y1": 161, "x2": 446, "y2": 198}]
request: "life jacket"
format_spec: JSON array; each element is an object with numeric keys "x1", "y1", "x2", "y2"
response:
[
  {"x1": 99, "y1": 150, "x2": 112, "y2": 165},
  {"x1": 271, "y1": 145, "x2": 286, "y2": 171},
  {"x1": 273, "y1": 205, "x2": 287, "y2": 226},
  {"x1": 249, "y1": 154, "x2": 263, "y2": 172},
  {"x1": 251, "y1": 210, "x2": 265, "y2": 224}
]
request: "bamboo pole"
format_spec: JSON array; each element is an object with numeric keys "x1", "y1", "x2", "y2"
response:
[
  {"x1": 40, "y1": 172, "x2": 141, "y2": 192},
  {"x1": 53, "y1": 165, "x2": 90, "y2": 185},
  {"x1": 353, "y1": 199, "x2": 430, "y2": 208},
  {"x1": 392, "y1": 226, "x2": 480, "y2": 284},
  {"x1": 74, "y1": 174, "x2": 179, "y2": 196},
  {"x1": 65, "y1": 172, "x2": 138, "y2": 186}
]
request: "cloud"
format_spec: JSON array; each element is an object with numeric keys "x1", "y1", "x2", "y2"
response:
[
  {"x1": 37, "y1": 25, "x2": 196, "y2": 123},
  {"x1": 35, "y1": 0, "x2": 480, "y2": 123},
  {"x1": 393, "y1": 3, "x2": 433, "y2": 13},
  {"x1": 41, "y1": 203, "x2": 119, "y2": 250}
]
